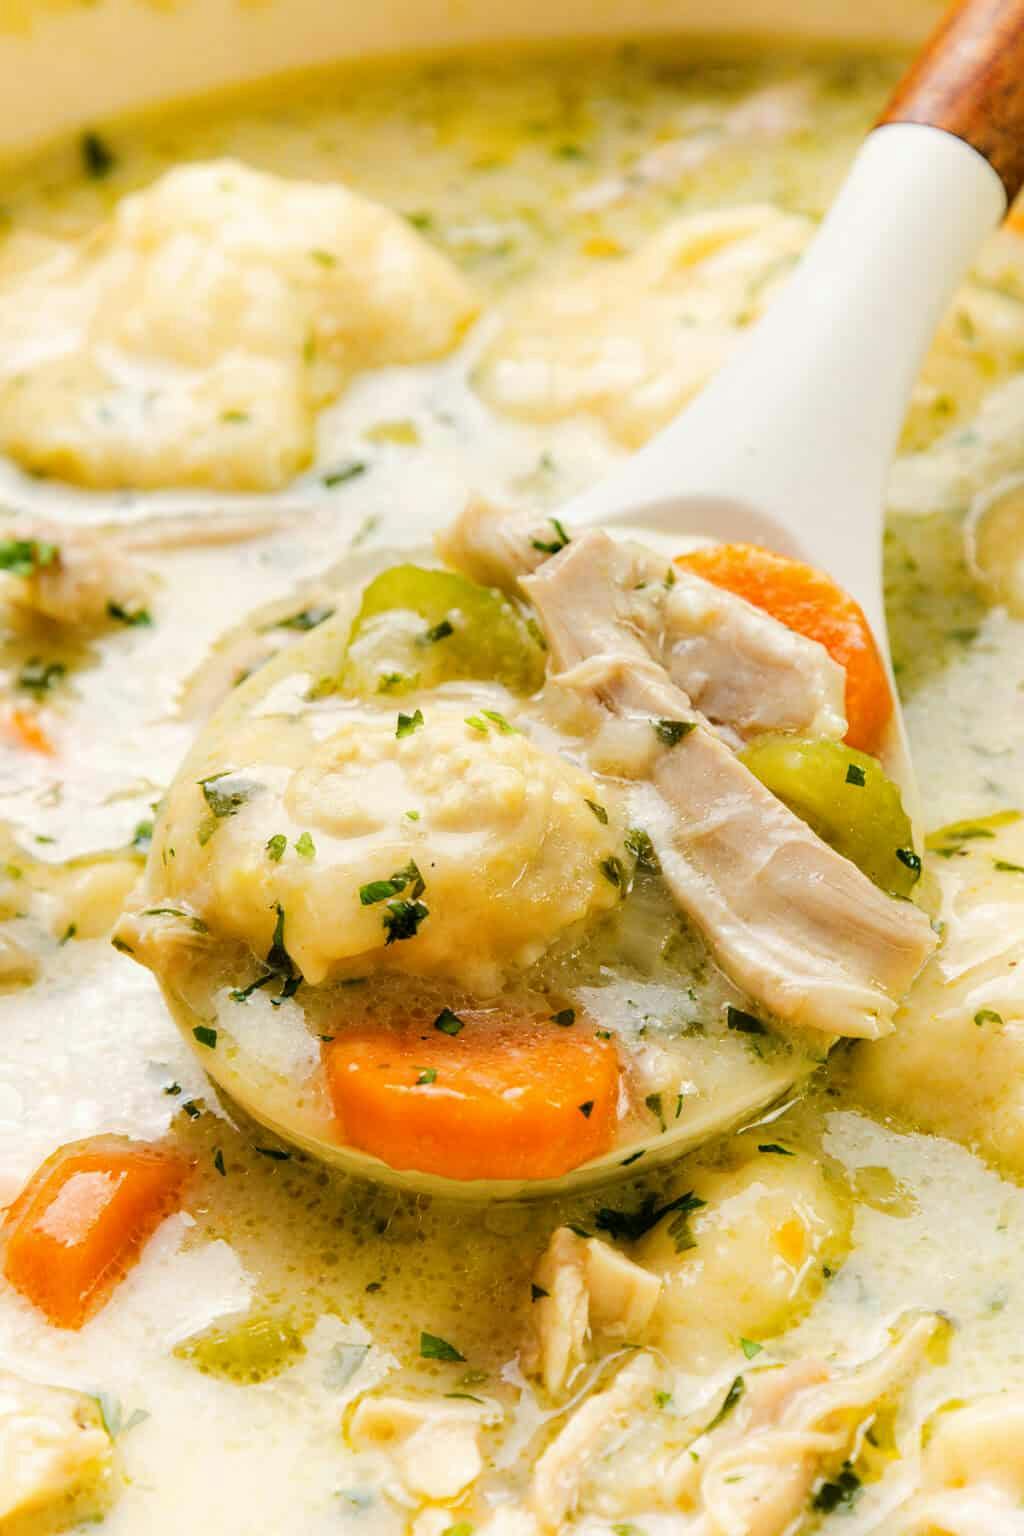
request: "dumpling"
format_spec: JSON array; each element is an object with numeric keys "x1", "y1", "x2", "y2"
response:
[
  {"x1": 149, "y1": 702, "x2": 625, "y2": 993},
  {"x1": 0, "y1": 161, "x2": 477, "y2": 491}
]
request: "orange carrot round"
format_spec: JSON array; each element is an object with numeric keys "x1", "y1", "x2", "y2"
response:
[
  {"x1": 3, "y1": 1136, "x2": 190, "y2": 1329},
  {"x1": 324, "y1": 1010, "x2": 620, "y2": 1182},
  {"x1": 677, "y1": 542, "x2": 892, "y2": 754},
  {"x1": 7, "y1": 706, "x2": 55, "y2": 756}
]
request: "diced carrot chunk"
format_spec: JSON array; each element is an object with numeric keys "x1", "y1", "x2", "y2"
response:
[
  {"x1": 7, "y1": 707, "x2": 55, "y2": 756},
  {"x1": 3, "y1": 1136, "x2": 190, "y2": 1328},
  {"x1": 324, "y1": 1010, "x2": 620, "y2": 1182},
  {"x1": 677, "y1": 542, "x2": 892, "y2": 754}
]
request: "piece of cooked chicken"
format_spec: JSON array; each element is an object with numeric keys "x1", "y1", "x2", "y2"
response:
[
  {"x1": 0, "y1": 1369, "x2": 114, "y2": 1527},
  {"x1": 439, "y1": 501, "x2": 847, "y2": 746},
  {"x1": 0, "y1": 519, "x2": 154, "y2": 630},
  {"x1": 522, "y1": 531, "x2": 936, "y2": 1037}
]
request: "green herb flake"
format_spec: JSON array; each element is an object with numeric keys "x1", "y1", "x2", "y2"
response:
[
  {"x1": 600, "y1": 855, "x2": 626, "y2": 889},
  {"x1": 213, "y1": 1148, "x2": 227, "y2": 1177},
  {"x1": 360, "y1": 859, "x2": 425, "y2": 906},
  {"x1": 310, "y1": 248, "x2": 337, "y2": 266},
  {"x1": 164, "y1": 1082, "x2": 182, "y2": 1097},
  {"x1": 705, "y1": 1375, "x2": 745, "y2": 1433},
  {"x1": 896, "y1": 847, "x2": 923, "y2": 875},
  {"x1": 654, "y1": 1390, "x2": 672, "y2": 1409},
  {"x1": 442, "y1": 1524, "x2": 474, "y2": 1536},
  {"x1": 596, "y1": 1189, "x2": 704, "y2": 1246},
  {"x1": 383, "y1": 898, "x2": 428, "y2": 944},
  {"x1": 645, "y1": 1091, "x2": 665, "y2": 1130},
  {"x1": 396, "y1": 708, "x2": 424, "y2": 739},
  {"x1": 531, "y1": 1284, "x2": 549, "y2": 1302},
  {"x1": 90, "y1": 1392, "x2": 147, "y2": 1440},
  {"x1": 276, "y1": 605, "x2": 335, "y2": 632},
  {"x1": 653, "y1": 718, "x2": 696, "y2": 747},
  {"x1": 416, "y1": 1068, "x2": 438, "y2": 1085},
  {"x1": 726, "y1": 1005, "x2": 766, "y2": 1035},
  {"x1": 106, "y1": 601, "x2": 152, "y2": 627},
  {"x1": 0, "y1": 537, "x2": 57, "y2": 577},
  {"x1": 464, "y1": 714, "x2": 488, "y2": 733},
  {"x1": 975, "y1": 1008, "x2": 1004, "y2": 1026},
  {"x1": 81, "y1": 130, "x2": 116, "y2": 178},
  {"x1": 481, "y1": 709, "x2": 515, "y2": 734},
  {"x1": 530, "y1": 517, "x2": 570, "y2": 556},
  {"x1": 585, "y1": 799, "x2": 609, "y2": 824},
  {"x1": 59, "y1": 923, "x2": 77, "y2": 945},
  {"x1": 433, "y1": 1008, "x2": 465, "y2": 1037},
  {"x1": 266, "y1": 834, "x2": 287, "y2": 863},
  {"x1": 620, "y1": 1149, "x2": 645, "y2": 1167},
  {"x1": 421, "y1": 618, "x2": 454, "y2": 645},
  {"x1": 198, "y1": 772, "x2": 261, "y2": 822},
  {"x1": 811, "y1": 1464, "x2": 862, "y2": 1513},
  {"x1": 17, "y1": 658, "x2": 65, "y2": 696},
  {"x1": 182, "y1": 1100, "x2": 202, "y2": 1121},
  {"x1": 323, "y1": 460, "x2": 367, "y2": 488},
  {"x1": 295, "y1": 831, "x2": 316, "y2": 860},
  {"x1": 550, "y1": 1008, "x2": 575, "y2": 1027},
  {"x1": 254, "y1": 1146, "x2": 292, "y2": 1161},
  {"x1": 193, "y1": 1025, "x2": 218, "y2": 1050},
  {"x1": 758, "y1": 1143, "x2": 795, "y2": 1156},
  {"x1": 131, "y1": 819, "x2": 154, "y2": 852},
  {"x1": 579, "y1": 1100, "x2": 594, "y2": 1118},
  {"x1": 624, "y1": 826, "x2": 660, "y2": 872},
  {"x1": 419, "y1": 1331, "x2": 465, "y2": 1363},
  {"x1": 740, "y1": 1337, "x2": 763, "y2": 1359},
  {"x1": 995, "y1": 859, "x2": 1024, "y2": 873},
  {"x1": 845, "y1": 763, "x2": 867, "y2": 787}
]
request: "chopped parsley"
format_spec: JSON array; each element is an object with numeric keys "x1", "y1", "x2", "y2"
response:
[
  {"x1": 600, "y1": 855, "x2": 626, "y2": 888},
  {"x1": 481, "y1": 709, "x2": 516, "y2": 733},
  {"x1": 811, "y1": 1464, "x2": 861, "y2": 1513},
  {"x1": 213, "y1": 1148, "x2": 227, "y2": 1177},
  {"x1": 758, "y1": 1143, "x2": 794, "y2": 1156},
  {"x1": 845, "y1": 763, "x2": 867, "y2": 786},
  {"x1": 654, "y1": 1390, "x2": 672, "y2": 1409},
  {"x1": 265, "y1": 903, "x2": 301, "y2": 995},
  {"x1": 421, "y1": 617, "x2": 454, "y2": 645},
  {"x1": 995, "y1": 859, "x2": 1024, "y2": 873},
  {"x1": 322, "y1": 460, "x2": 367, "y2": 488},
  {"x1": 653, "y1": 718, "x2": 696, "y2": 747},
  {"x1": 419, "y1": 1331, "x2": 465, "y2": 1363},
  {"x1": 579, "y1": 1100, "x2": 594, "y2": 1118},
  {"x1": 106, "y1": 601, "x2": 152, "y2": 627},
  {"x1": 59, "y1": 923, "x2": 77, "y2": 945},
  {"x1": 383, "y1": 898, "x2": 429, "y2": 944},
  {"x1": 131, "y1": 819, "x2": 153, "y2": 852},
  {"x1": 416, "y1": 1068, "x2": 438, "y2": 1085},
  {"x1": 705, "y1": 1375, "x2": 745, "y2": 1432},
  {"x1": 90, "y1": 1393, "x2": 148, "y2": 1440},
  {"x1": 142, "y1": 906, "x2": 208, "y2": 932},
  {"x1": 433, "y1": 1008, "x2": 465, "y2": 1036},
  {"x1": 0, "y1": 537, "x2": 57, "y2": 577},
  {"x1": 310, "y1": 248, "x2": 336, "y2": 266},
  {"x1": 295, "y1": 831, "x2": 316, "y2": 860},
  {"x1": 229, "y1": 970, "x2": 275, "y2": 1004},
  {"x1": 975, "y1": 1008, "x2": 1004, "y2": 1026},
  {"x1": 645, "y1": 1091, "x2": 665, "y2": 1130},
  {"x1": 595, "y1": 1189, "x2": 705, "y2": 1248},
  {"x1": 193, "y1": 1025, "x2": 218, "y2": 1049},
  {"x1": 396, "y1": 708, "x2": 424, "y2": 739},
  {"x1": 265, "y1": 834, "x2": 287, "y2": 862},
  {"x1": 359, "y1": 859, "x2": 425, "y2": 906},
  {"x1": 199, "y1": 772, "x2": 260, "y2": 820},
  {"x1": 624, "y1": 826, "x2": 660, "y2": 872},
  {"x1": 740, "y1": 1337, "x2": 763, "y2": 1359},
  {"x1": 81, "y1": 130, "x2": 116, "y2": 178},
  {"x1": 17, "y1": 658, "x2": 65, "y2": 696},
  {"x1": 726, "y1": 1005, "x2": 766, "y2": 1035},
  {"x1": 585, "y1": 799, "x2": 609, "y2": 824},
  {"x1": 531, "y1": 1284, "x2": 549, "y2": 1302},
  {"x1": 530, "y1": 517, "x2": 570, "y2": 555},
  {"x1": 550, "y1": 1008, "x2": 575, "y2": 1027},
  {"x1": 276, "y1": 605, "x2": 336, "y2": 631},
  {"x1": 620, "y1": 1149, "x2": 645, "y2": 1167},
  {"x1": 254, "y1": 1146, "x2": 292, "y2": 1161},
  {"x1": 465, "y1": 715, "x2": 488, "y2": 733},
  {"x1": 896, "y1": 847, "x2": 923, "y2": 876},
  {"x1": 164, "y1": 1082, "x2": 182, "y2": 1097}
]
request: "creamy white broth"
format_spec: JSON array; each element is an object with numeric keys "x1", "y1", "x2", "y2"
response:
[{"x1": 0, "y1": 39, "x2": 1023, "y2": 1536}]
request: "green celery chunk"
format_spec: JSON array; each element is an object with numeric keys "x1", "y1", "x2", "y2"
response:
[
  {"x1": 739, "y1": 734, "x2": 921, "y2": 899},
  {"x1": 175, "y1": 1315, "x2": 305, "y2": 1383},
  {"x1": 340, "y1": 565, "x2": 545, "y2": 697}
]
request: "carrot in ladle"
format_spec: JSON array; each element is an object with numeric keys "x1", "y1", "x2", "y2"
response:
[
  {"x1": 324, "y1": 1009, "x2": 619, "y2": 1182},
  {"x1": 677, "y1": 542, "x2": 892, "y2": 754}
]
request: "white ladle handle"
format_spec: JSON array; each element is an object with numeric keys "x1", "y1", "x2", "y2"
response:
[{"x1": 566, "y1": 126, "x2": 1005, "y2": 636}]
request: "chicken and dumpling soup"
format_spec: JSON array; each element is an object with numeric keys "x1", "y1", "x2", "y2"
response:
[{"x1": 1, "y1": 37, "x2": 1024, "y2": 1536}]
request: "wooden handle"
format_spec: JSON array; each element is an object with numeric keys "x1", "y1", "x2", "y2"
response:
[{"x1": 880, "y1": 0, "x2": 1024, "y2": 204}]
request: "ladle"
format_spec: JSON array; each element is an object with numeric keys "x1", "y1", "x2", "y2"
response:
[{"x1": 154, "y1": 0, "x2": 1024, "y2": 1198}]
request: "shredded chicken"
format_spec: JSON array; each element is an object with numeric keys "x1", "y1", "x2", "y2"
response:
[
  {"x1": 669, "y1": 1314, "x2": 939, "y2": 1535},
  {"x1": 522, "y1": 532, "x2": 936, "y2": 1037},
  {"x1": 0, "y1": 518, "x2": 154, "y2": 630},
  {"x1": 0, "y1": 1369, "x2": 113, "y2": 1525},
  {"x1": 440, "y1": 502, "x2": 847, "y2": 744},
  {"x1": 348, "y1": 1392, "x2": 500, "y2": 1502},
  {"x1": 529, "y1": 1352, "x2": 661, "y2": 1530},
  {"x1": 522, "y1": 1226, "x2": 661, "y2": 1396}
]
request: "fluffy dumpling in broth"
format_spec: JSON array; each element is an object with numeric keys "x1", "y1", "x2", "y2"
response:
[{"x1": 149, "y1": 700, "x2": 625, "y2": 994}]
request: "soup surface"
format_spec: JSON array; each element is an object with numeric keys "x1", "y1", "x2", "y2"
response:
[{"x1": 1, "y1": 39, "x2": 1024, "y2": 1536}]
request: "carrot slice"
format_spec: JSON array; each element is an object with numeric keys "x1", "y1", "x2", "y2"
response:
[
  {"x1": 324, "y1": 1010, "x2": 620, "y2": 1182},
  {"x1": 3, "y1": 1136, "x2": 190, "y2": 1328},
  {"x1": 677, "y1": 542, "x2": 892, "y2": 754},
  {"x1": 7, "y1": 706, "x2": 55, "y2": 756}
]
